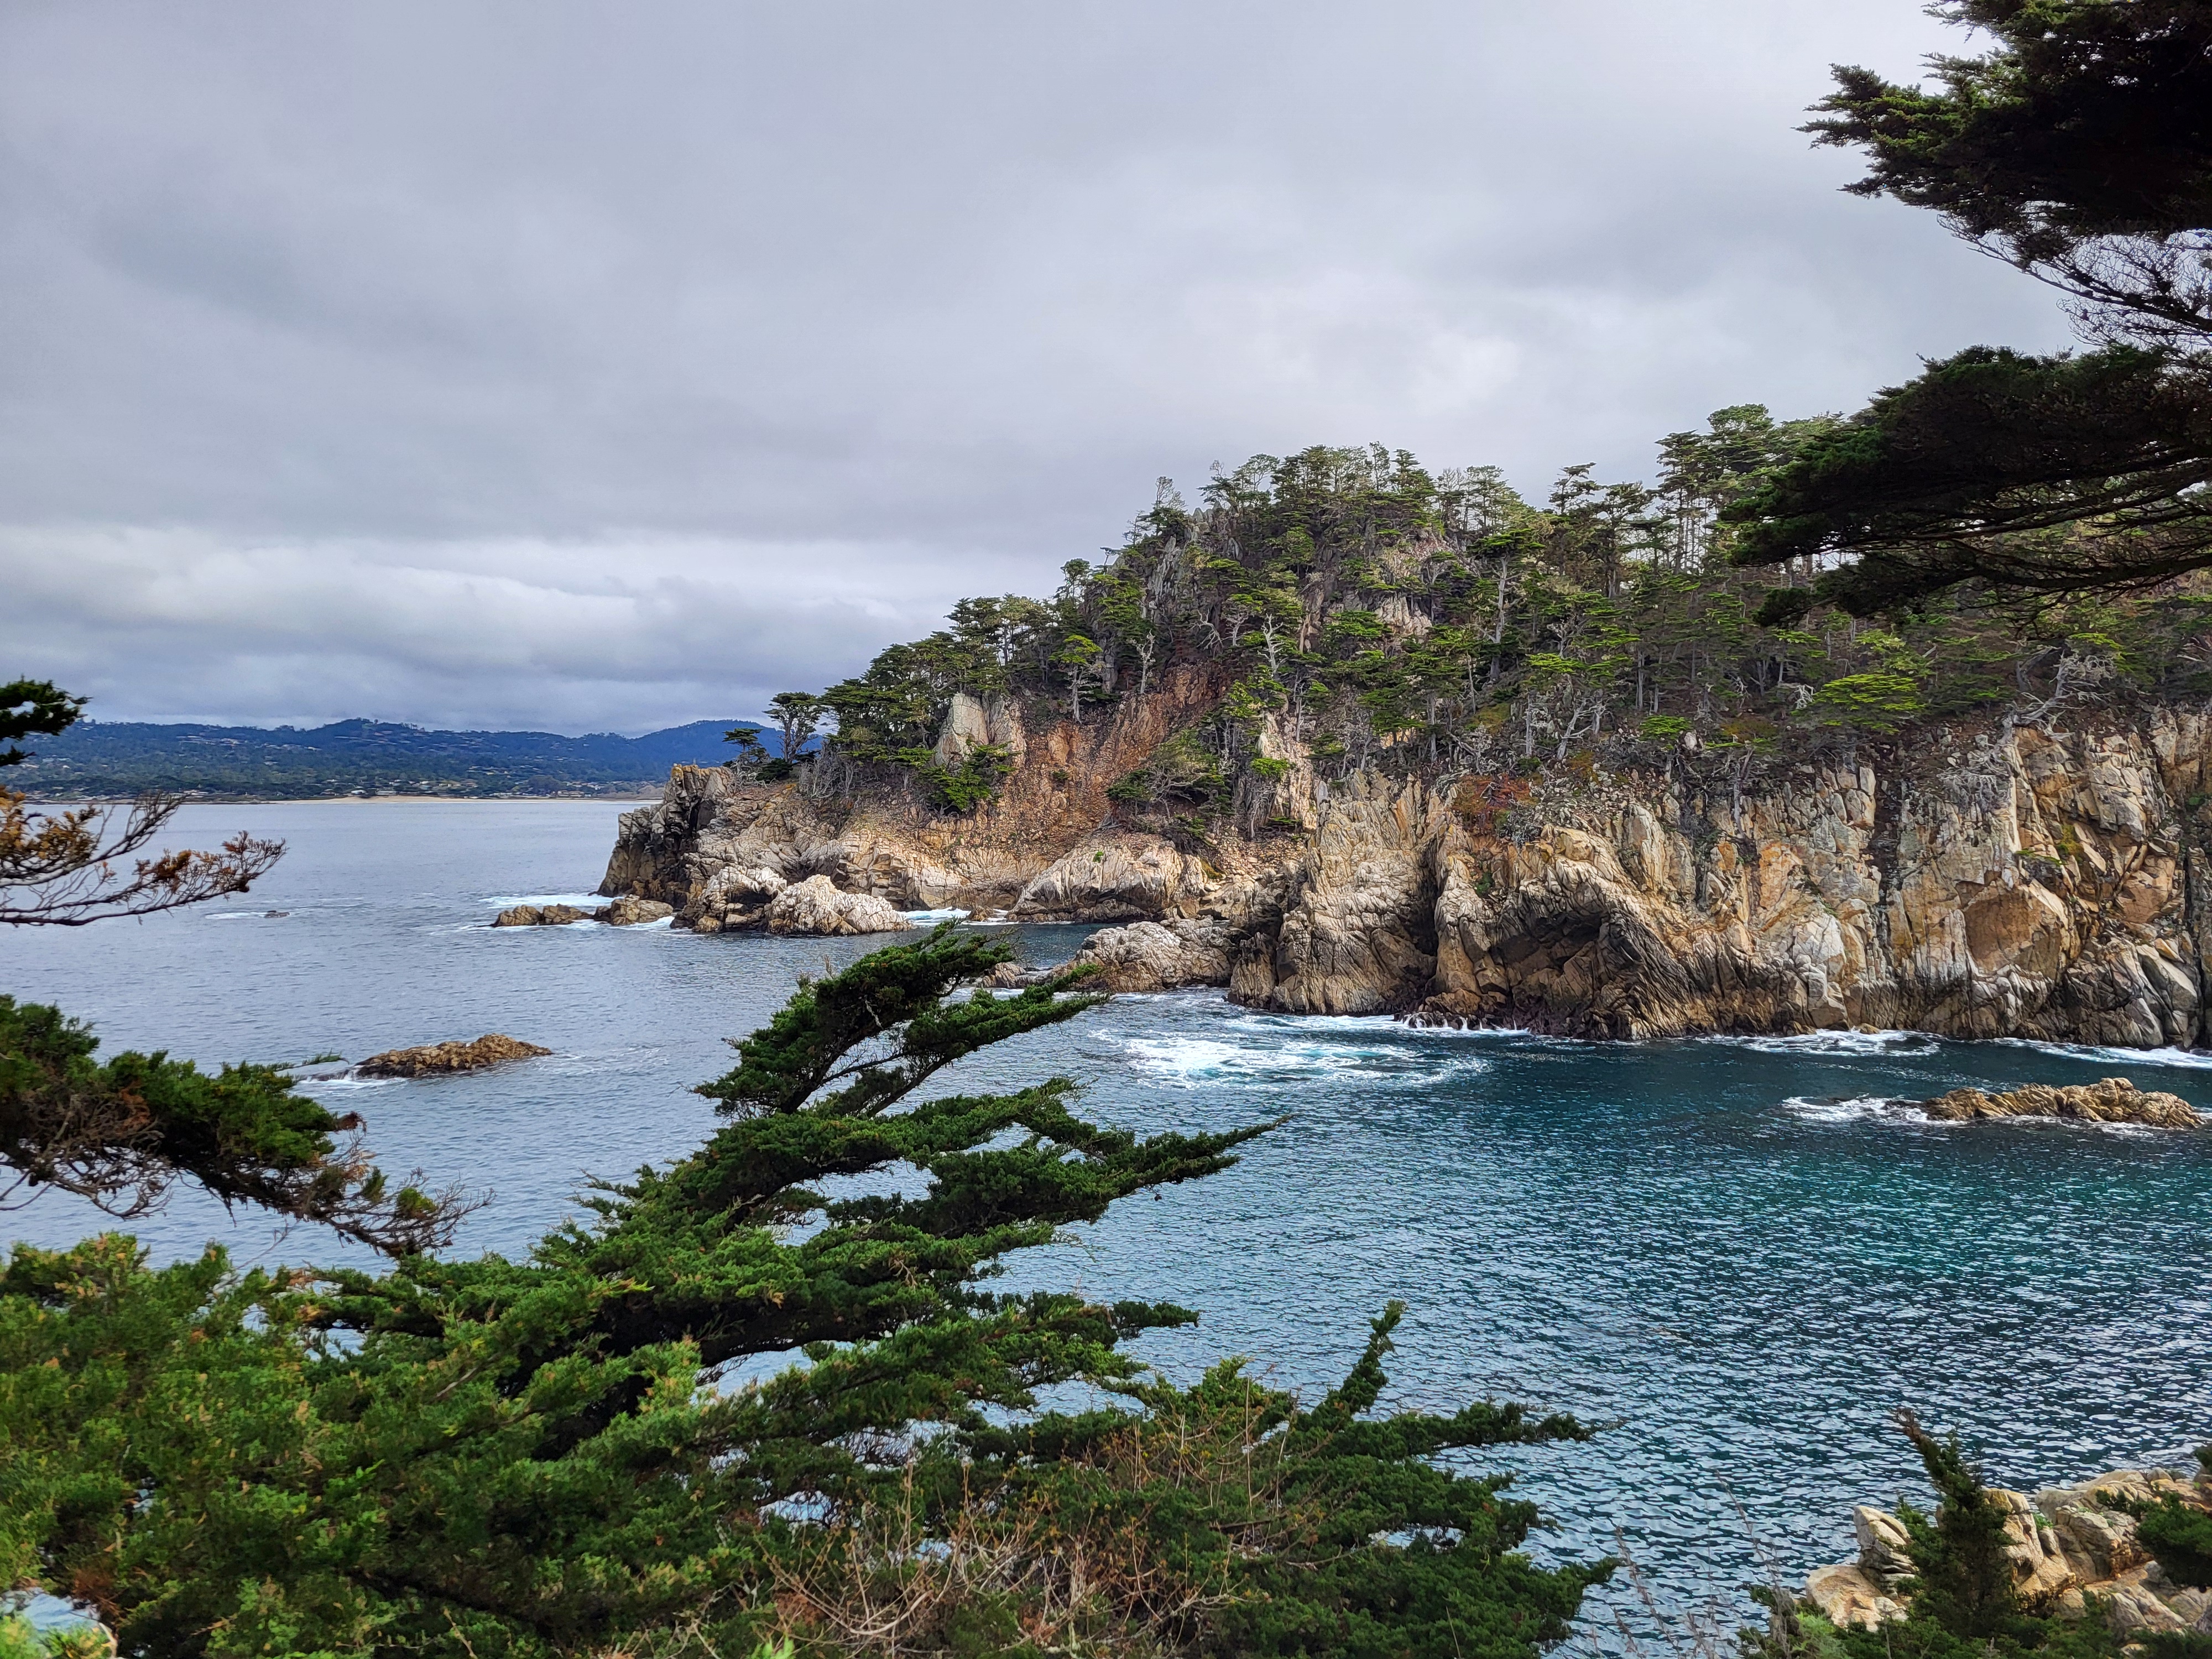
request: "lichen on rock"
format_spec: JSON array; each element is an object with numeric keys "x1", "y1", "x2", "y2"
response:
[
  {"x1": 1915, "y1": 1077, "x2": 2201, "y2": 1128},
  {"x1": 355, "y1": 1034, "x2": 552, "y2": 1078}
]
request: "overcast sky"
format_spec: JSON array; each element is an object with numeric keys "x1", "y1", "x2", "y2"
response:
[{"x1": 0, "y1": 1, "x2": 2074, "y2": 734}]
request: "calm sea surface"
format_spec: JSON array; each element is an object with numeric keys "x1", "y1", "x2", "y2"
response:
[{"x1": 6, "y1": 800, "x2": 2210, "y2": 1637}]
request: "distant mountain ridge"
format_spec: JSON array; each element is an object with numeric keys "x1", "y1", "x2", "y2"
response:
[{"x1": 13, "y1": 717, "x2": 751, "y2": 799}]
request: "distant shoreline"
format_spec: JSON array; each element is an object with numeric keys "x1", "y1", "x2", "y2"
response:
[{"x1": 19, "y1": 793, "x2": 666, "y2": 807}]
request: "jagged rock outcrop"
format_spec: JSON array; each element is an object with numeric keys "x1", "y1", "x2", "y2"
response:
[
  {"x1": 1916, "y1": 1077, "x2": 2202, "y2": 1128},
  {"x1": 1065, "y1": 919, "x2": 1236, "y2": 992},
  {"x1": 1231, "y1": 776, "x2": 1444, "y2": 1015},
  {"x1": 355, "y1": 1034, "x2": 551, "y2": 1078},
  {"x1": 763, "y1": 874, "x2": 911, "y2": 936},
  {"x1": 493, "y1": 904, "x2": 589, "y2": 927},
  {"x1": 596, "y1": 897, "x2": 675, "y2": 927},
  {"x1": 1014, "y1": 835, "x2": 1214, "y2": 921},
  {"x1": 1406, "y1": 712, "x2": 2212, "y2": 1042},
  {"x1": 597, "y1": 702, "x2": 2212, "y2": 1046},
  {"x1": 493, "y1": 899, "x2": 673, "y2": 927},
  {"x1": 1804, "y1": 1466, "x2": 2212, "y2": 1637}
]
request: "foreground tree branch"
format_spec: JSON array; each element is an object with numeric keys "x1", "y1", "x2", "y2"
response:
[
  {"x1": 0, "y1": 789, "x2": 285, "y2": 926},
  {"x1": 0, "y1": 997, "x2": 482, "y2": 1256}
]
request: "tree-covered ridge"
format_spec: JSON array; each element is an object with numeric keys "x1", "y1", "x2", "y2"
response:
[
  {"x1": 789, "y1": 415, "x2": 2212, "y2": 828},
  {"x1": 13, "y1": 718, "x2": 754, "y2": 801}
]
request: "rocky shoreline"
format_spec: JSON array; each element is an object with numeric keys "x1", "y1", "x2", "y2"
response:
[
  {"x1": 1803, "y1": 1460, "x2": 2212, "y2": 1638},
  {"x1": 587, "y1": 691, "x2": 2212, "y2": 1048}
]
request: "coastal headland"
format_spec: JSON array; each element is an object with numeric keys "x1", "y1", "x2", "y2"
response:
[{"x1": 597, "y1": 695, "x2": 2212, "y2": 1048}]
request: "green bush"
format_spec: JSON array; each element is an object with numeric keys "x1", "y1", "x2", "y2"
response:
[{"x1": 2138, "y1": 1494, "x2": 2212, "y2": 1590}]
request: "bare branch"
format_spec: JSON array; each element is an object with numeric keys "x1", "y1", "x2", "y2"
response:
[{"x1": 0, "y1": 789, "x2": 285, "y2": 926}]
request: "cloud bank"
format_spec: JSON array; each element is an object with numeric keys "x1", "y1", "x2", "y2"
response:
[{"x1": 0, "y1": 1, "x2": 2074, "y2": 731}]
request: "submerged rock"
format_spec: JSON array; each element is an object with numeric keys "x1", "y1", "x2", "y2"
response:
[
  {"x1": 764, "y1": 874, "x2": 912, "y2": 936},
  {"x1": 1916, "y1": 1077, "x2": 2201, "y2": 1128},
  {"x1": 355, "y1": 1034, "x2": 552, "y2": 1078}
]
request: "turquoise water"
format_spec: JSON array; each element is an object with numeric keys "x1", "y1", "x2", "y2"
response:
[{"x1": 6, "y1": 800, "x2": 2209, "y2": 1636}]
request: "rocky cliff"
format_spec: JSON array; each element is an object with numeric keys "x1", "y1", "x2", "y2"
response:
[{"x1": 600, "y1": 694, "x2": 2212, "y2": 1047}]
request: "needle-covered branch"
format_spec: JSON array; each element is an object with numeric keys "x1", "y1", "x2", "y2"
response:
[
  {"x1": 0, "y1": 998, "x2": 480, "y2": 1256},
  {"x1": 0, "y1": 935, "x2": 1605, "y2": 1659},
  {"x1": 695, "y1": 924, "x2": 1104, "y2": 1118}
]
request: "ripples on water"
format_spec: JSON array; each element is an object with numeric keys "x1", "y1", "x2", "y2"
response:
[{"x1": 4, "y1": 801, "x2": 2209, "y2": 1640}]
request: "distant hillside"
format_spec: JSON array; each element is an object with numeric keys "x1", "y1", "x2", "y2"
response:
[{"x1": 11, "y1": 717, "x2": 753, "y2": 800}]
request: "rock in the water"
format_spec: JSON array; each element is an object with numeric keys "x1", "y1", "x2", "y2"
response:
[
  {"x1": 594, "y1": 897, "x2": 674, "y2": 926},
  {"x1": 763, "y1": 874, "x2": 913, "y2": 936},
  {"x1": 493, "y1": 903, "x2": 591, "y2": 927},
  {"x1": 354, "y1": 1034, "x2": 552, "y2": 1078},
  {"x1": 1917, "y1": 1077, "x2": 2201, "y2": 1128},
  {"x1": 1065, "y1": 919, "x2": 1236, "y2": 992}
]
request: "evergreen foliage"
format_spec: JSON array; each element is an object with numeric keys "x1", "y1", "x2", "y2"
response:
[
  {"x1": 1729, "y1": 1, "x2": 2212, "y2": 608},
  {"x1": 0, "y1": 997, "x2": 471, "y2": 1257},
  {"x1": 2137, "y1": 1458, "x2": 2212, "y2": 1590},
  {"x1": 773, "y1": 426, "x2": 2212, "y2": 839},
  {"x1": 1744, "y1": 1411, "x2": 2212, "y2": 1659},
  {"x1": 0, "y1": 927, "x2": 1608, "y2": 1657},
  {"x1": 0, "y1": 682, "x2": 83, "y2": 770}
]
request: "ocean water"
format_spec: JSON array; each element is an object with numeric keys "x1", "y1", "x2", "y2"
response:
[{"x1": 5, "y1": 800, "x2": 2210, "y2": 1639}]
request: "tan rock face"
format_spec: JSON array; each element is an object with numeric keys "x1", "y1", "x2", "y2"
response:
[
  {"x1": 1408, "y1": 717, "x2": 2212, "y2": 1043},
  {"x1": 1804, "y1": 1564, "x2": 1908, "y2": 1630},
  {"x1": 1918, "y1": 1077, "x2": 2202, "y2": 1128},
  {"x1": 1235, "y1": 776, "x2": 1443, "y2": 1015},
  {"x1": 932, "y1": 691, "x2": 1025, "y2": 771},
  {"x1": 599, "y1": 709, "x2": 2212, "y2": 1047},
  {"x1": 1065, "y1": 919, "x2": 1235, "y2": 992},
  {"x1": 355, "y1": 1034, "x2": 551, "y2": 1078},
  {"x1": 1014, "y1": 835, "x2": 1212, "y2": 922},
  {"x1": 763, "y1": 875, "x2": 912, "y2": 936},
  {"x1": 1812, "y1": 1467, "x2": 2212, "y2": 1636}
]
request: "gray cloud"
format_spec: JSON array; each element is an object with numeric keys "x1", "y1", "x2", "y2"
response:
[{"x1": 0, "y1": 1, "x2": 2075, "y2": 730}]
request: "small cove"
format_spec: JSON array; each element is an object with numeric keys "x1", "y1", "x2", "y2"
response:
[{"x1": 4, "y1": 799, "x2": 2208, "y2": 1636}]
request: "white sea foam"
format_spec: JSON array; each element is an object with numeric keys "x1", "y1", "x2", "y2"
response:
[
  {"x1": 1704, "y1": 1028, "x2": 1938, "y2": 1057},
  {"x1": 1778, "y1": 1093, "x2": 1937, "y2": 1126},
  {"x1": 900, "y1": 907, "x2": 972, "y2": 922},
  {"x1": 485, "y1": 891, "x2": 605, "y2": 909},
  {"x1": 1117, "y1": 1030, "x2": 1489, "y2": 1087},
  {"x1": 1992, "y1": 1037, "x2": 2212, "y2": 1071},
  {"x1": 1779, "y1": 1093, "x2": 2179, "y2": 1136}
]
